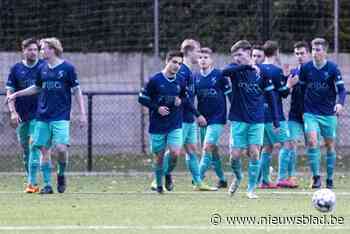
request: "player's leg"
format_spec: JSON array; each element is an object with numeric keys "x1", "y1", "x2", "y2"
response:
[
  {"x1": 259, "y1": 123, "x2": 277, "y2": 188},
  {"x1": 304, "y1": 113, "x2": 321, "y2": 188},
  {"x1": 149, "y1": 133, "x2": 166, "y2": 193},
  {"x1": 319, "y1": 115, "x2": 337, "y2": 189},
  {"x1": 51, "y1": 120, "x2": 70, "y2": 193},
  {"x1": 246, "y1": 123, "x2": 264, "y2": 198},
  {"x1": 166, "y1": 128, "x2": 184, "y2": 191},
  {"x1": 276, "y1": 121, "x2": 294, "y2": 188},
  {"x1": 228, "y1": 121, "x2": 247, "y2": 195},
  {"x1": 26, "y1": 120, "x2": 41, "y2": 193},
  {"x1": 16, "y1": 122, "x2": 30, "y2": 176},
  {"x1": 287, "y1": 121, "x2": 304, "y2": 187},
  {"x1": 30, "y1": 120, "x2": 52, "y2": 194}
]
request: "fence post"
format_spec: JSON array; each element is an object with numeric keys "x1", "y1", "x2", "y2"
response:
[
  {"x1": 334, "y1": 0, "x2": 339, "y2": 63},
  {"x1": 140, "y1": 52, "x2": 146, "y2": 154},
  {"x1": 154, "y1": 0, "x2": 159, "y2": 58},
  {"x1": 87, "y1": 94, "x2": 93, "y2": 172},
  {"x1": 262, "y1": 0, "x2": 271, "y2": 41}
]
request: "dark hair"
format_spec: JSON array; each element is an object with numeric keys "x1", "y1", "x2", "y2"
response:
[
  {"x1": 200, "y1": 47, "x2": 213, "y2": 55},
  {"x1": 21, "y1": 38, "x2": 39, "y2": 50},
  {"x1": 311, "y1": 38, "x2": 329, "y2": 50},
  {"x1": 293, "y1": 41, "x2": 310, "y2": 52},
  {"x1": 252, "y1": 44, "x2": 264, "y2": 51},
  {"x1": 230, "y1": 40, "x2": 251, "y2": 53},
  {"x1": 166, "y1": 50, "x2": 183, "y2": 63},
  {"x1": 263, "y1": 40, "x2": 279, "y2": 57}
]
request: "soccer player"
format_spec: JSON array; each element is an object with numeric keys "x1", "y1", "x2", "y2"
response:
[
  {"x1": 222, "y1": 40, "x2": 280, "y2": 199},
  {"x1": 6, "y1": 38, "x2": 45, "y2": 193},
  {"x1": 283, "y1": 41, "x2": 311, "y2": 187},
  {"x1": 258, "y1": 41, "x2": 298, "y2": 189},
  {"x1": 7, "y1": 37, "x2": 87, "y2": 194},
  {"x1": 252, "y1": 44, "x2": 265, "y2": 65},
  {"x1": 162, "y1": 39, "x2": 216, "y2": 190},
  {"x1": 299, "y1": 38, "x2": 346, "y2": 189},
  {"x1": 195, "y1": 48, "x2": 231, "y2": 188},
  {"x1": 139, "y1": 50, "x2": 198, "y2": 193}
]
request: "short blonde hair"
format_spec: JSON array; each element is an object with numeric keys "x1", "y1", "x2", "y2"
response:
[
  {"x1": 230, "y1": 40, "x2": 251, "y2": 54},
  {"x1": 41, "y1": 37, "x2": 63, "y2": 57},
  {"x1": 180, "y1": 39, "x2": 200, "y2": 56},
  {"x1": 311, "y1": 38, "x2": 328, "y2": 51}
]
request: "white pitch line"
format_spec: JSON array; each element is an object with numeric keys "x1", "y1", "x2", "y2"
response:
[{"x1": 0, "y1": 225, "x2": 349, "y2": 231}]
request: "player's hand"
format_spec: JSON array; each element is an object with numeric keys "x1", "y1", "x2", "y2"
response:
[
  {"x1": 287, "y1": 74, "x2": 299, "y2": 89},
  {"x1": 9, "y1": 111, "x2": 20, "y2": 128},
  {"x1": 174, "y1": 96, "x2": 181, "y2": 107},
  {"x1": 251, "y1": 64, "x2": 260, "y2": 75},
  {"x1": 197, "y1": 115, "x2": 207, "y2": 127},
  {"x1": 5, "y1": 93, "x2": 17, "y2": 104},
  {"x1": 282, "y1": 64, "x2": 291, "y2": 76},
  {"x1": 79, "y1": 113, "x2": 87, "y2": 128},
  {"x1": 334, "y1": 104, "x2": 343, "y2": 115},
  {"x1": 158, "y1": 106, "x2": 170, "y2": 116}
]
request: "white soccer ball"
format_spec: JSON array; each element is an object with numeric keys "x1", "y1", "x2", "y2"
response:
[{"x1": 312, "y1": 189, "x2": 336, "y2": 213}]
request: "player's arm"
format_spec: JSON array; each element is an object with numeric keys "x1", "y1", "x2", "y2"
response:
[
  {"x1": 276, "y1": 70, "x2": 290, "y2": 99},
  {"x1": 138, "y1": 79, "x2": 159, "y2": 111},
  {"x1": 68, "y1": 66, "x2": 87, "y2": 126},
  {"x1": 221, "y1": 64, "x2": 252, "y2": 77},
  {"x1": 334, "y1": 66, "x2": 346, "y2": 114},
  {"x1": 5, "y1": 68, "x2": 18, "y2": 114},
  {"x1": 6, "y1": 85, "x2": 40, "y2": 103},
  {"x1": 298, "y1": 65, "x2": 307, "y2": 114},
  {"x1": 261, "y1": 78, "x2": 280, "y2": 128}
]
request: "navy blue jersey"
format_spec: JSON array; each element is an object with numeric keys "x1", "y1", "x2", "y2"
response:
[
  {"x1": 222, "y1": 63, "x2": 279, "y2": 127},
  {"x1": 6, "y1": 59, "x2": 45, "y2": 122},
  {"x1": 194, "y1": 68, "x2": 231, "y2": 125},
  {"x1": 299, "y1": 60, "x2": 346, "y2": 116},
  {"x1": 139, "y1": 72, "x2": 190, "y2": 134},
  {"x1": 177, "y1": 63, "x2": 196, "y2": 123},
  {"x1": 288, "y1": 67, "x2": 304, "y2": 123},
  {"x1": 35, "y1": 61, "x2": 80, "y2": 122},
  {"x1": 259, "y1": 64, "x2": 289, "y2": 123}
]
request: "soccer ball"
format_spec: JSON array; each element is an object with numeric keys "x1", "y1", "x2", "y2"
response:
[{"x1": 312, "y1": 189, "x2": 336, "y2": 213}]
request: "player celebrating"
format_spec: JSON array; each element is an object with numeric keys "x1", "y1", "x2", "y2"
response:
[
  {"x1": 252, "y1": 44, "x2": 265, "y2": 65},
  {"x1": 283, "y1": 41, "x2": 311, "y2": 187},
  {"x1": 258, "y1": 41, "x2": 297, "y2": 189},
  {"x1": 6, "y1": 38, "x2": 45, "y2": 193},
  {"x1": 139, "y1": 51, "x2": 197, "y2": 193},
  {"x1": 195, "y1": 47, "x2": 231, "y2": 188},
  {"x1": 222, "y1": 40, "x2": 280, "y2": 199},
  {"x1": 300, "y1": 38, "x2": 346, "y2": 189},
  {"x1": 7, "y1": 37, "x2": 87, "y2": 194}
]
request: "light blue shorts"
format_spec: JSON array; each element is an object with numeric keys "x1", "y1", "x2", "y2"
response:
[
  {"x1": 200, "y1": 124, "x2": 224, "y2": 145},
  {"x1": 182, "y1": 122, "x2": 198, "y2": 145},
  {"x1": 288, "y1": 120, "x2": 305, "y2": 141},
  {"x1": 16, "y1": 119, "x2": 36, "y2": 148},
  {"x1": 304, "y1": 113, "x2": 337, "y2": 139},
  {"x1": 230, "y1": 121, "x2": 265, "y2": 149},
  {"x1": 149, "y1": 128, "x2": 183, "y2": 154},
  {"x1": 263, "y1": 121, "x2": 290, "y2": 145},
  {"x1": 32, "y1": 120, "x2": 70, "y2": 148}
]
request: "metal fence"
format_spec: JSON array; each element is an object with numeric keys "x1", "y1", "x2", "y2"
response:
[{"x1": 1, "y1": 91, "x2": 350, "y2": 172}]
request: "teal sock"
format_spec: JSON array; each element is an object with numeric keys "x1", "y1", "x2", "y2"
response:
[
  {"x1": 260, "y1": 152, "x2": 271, "y2": 183},
  {"x1": 326, "y1": 151, "x2": 336, "y2": 180},
  {"x1": 307, "y1": 148, "x2": 320, "y2": 176},
  {"x1": 23, "y1": 153, "x2": 29, "y2": 175},
  {"x1": 153, "y1": 162, "x2": 163, "y2": 188},
  {"x1": 162, "y1": 152, "x2": 171, "y2": 176},
  {"x1": 231, "y1": 158, "x2": 243, "y2": 181},
  {"x1": 288, "y1": 149, "x2": 297, "y2": 177},
  {"x1": 28, "y1": 147, "x2": 41, "y2": 185},
  {"x1": 41, "y1": 161, "x2": 52, "y2": 186},
  {"x1": 278, "y1": 148, "x2": 290, "y2": 181},
  {"x1": 248, "y1": 159, "x2": 260, "y2": 192},
  {"x1": 185, "y1": 153, "x2": 201, "y2": 184},
  {"x1": 57, "y1": 162, "x2": 67, "y2": 176},
  {"x1": 212, "y1": 153, "x2": 226, "y2": 182},
  {"x1": 199, "y1": 152, "x2": 212, "y2": 180}
]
